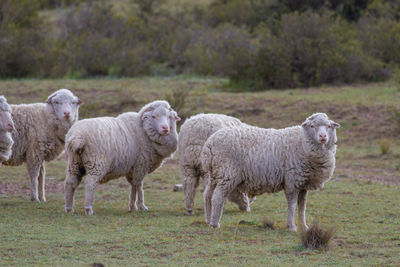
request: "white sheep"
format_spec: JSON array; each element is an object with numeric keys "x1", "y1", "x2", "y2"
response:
[
  {"x1": 2, "y1": 89, "x2": 82, "y2": 202},
  {"x1": 201, "y1": 113, "x2": 340, "y2": 231},
  {"x1": 178, "y1": 113, "x2": 253, "y2": 215},
  {"x1": 64, "y1": 100, "x2": 180, "y2": 215},
  {"x1": 0, "y1": 96, "x2": 15, "y2": 163}
]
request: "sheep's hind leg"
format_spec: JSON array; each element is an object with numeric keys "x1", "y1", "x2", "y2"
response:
[
  {"x1": 84, "y1": 175, "x2": 100, "y2": 215},
  {"x1": 210, "y1": 183, "x2": 232, "y2": 228},
  {"x1": 297, "y1": 189, "x2": 309, "y2": 232},
  {"x1": 182, "y1": 165, "x2": 200, "y2": 215},
  {"x1": 136, "y1": 180, "x2": 148, "y2": 211},
  {"x1": 203, "y1": 180, "x2": 216, "y2": 224},
  {"x1": 38, "y1": 163, "x2": 46, "y2": 203},
  {"x1": 64, "y1": 172, "x2": 83, "y2": 213},
  {"x1": 26, "y1": 159, "x2": 42, "y2": 203},
  {"x1": 285, "y1": 188, "x2": 300, "y2": 232},
  {"x1": 127, "y1": 177, "x2": 138, "y2": 211}
]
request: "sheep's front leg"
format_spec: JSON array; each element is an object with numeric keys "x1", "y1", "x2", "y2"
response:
[
  {"x1": 38, "y1": 163, "x2": 46, "y2": 202},
  {"x1": 128, "y1": 181, "x2": 138, "y2": 211},
  {"x1": 84, "y1": 175, "x2": 99, "y2": 215},
  {"x1": 26, "y1": 159, "x2": 42, "y2": 202},
  {"x1": 203, "y1": 180, "x2": 216, "y2": 224},
  {"x1": 298, "y1": 189, "x2": 309, "y2": 232},
  {"x1": 228, "y1": 189, "x2": 250, "y2": 212},
  {"x1": 182, "y1": 165, "x2": 200, "y2": 215},
  {"x1": 135, "y1": 180, "x2": 148, "y2": 211},
  {"x1": 285, "y1": 188, "x2": 300, "y2": 232}
]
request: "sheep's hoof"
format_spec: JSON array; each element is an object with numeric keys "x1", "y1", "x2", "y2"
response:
[
  {"x1": 185, "y1": 209, "x2": 194, "y2": 216},
  {"x1": 209, "y1": 222, "x2": 220, "y2": 228},
  {"x1": 138, "y1": 205, "x2": 148, "y2": 211},
  {"x1": 65, "y1": 207, "x2": 73, "y2": 213},
  {"x1": 85, "y1": 207, "x2": 94, "y2": 215},
  {"x1": 31, "y1": 196, "x2": 40, "y2": 203},
  {"x1": 238, "y1": 205, "x2": 250, "y2": 212},
  {"x1": 287, "y1": 225, "x2": 297, "y2": 232},
  {"x1": 39, "y1": 197, "x2": 46, "y2": 203},
  {"x1": 300, "y1": 225, "x2": 309, "y2": 232}
]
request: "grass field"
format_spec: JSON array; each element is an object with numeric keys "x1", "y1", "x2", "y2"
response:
[{"x1": 1, "y1": 76, "x2": 400, "y2": 266}]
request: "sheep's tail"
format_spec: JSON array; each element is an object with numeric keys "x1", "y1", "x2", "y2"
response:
[
  {"x1": 200, "y1": 141, "x2": 213, "y2": 175},
  {"x1": 66, "y1": 136, "x2": 85, "y2": 156}
]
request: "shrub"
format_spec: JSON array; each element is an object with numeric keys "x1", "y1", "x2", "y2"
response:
[
  {"x1": 379, "y1": 139, "x2": 392, "y2": 155},
  {"x1": 184, "y1": 23, "x2": 255, "y2": 76},
  {"x1": 300, "y1": 221, "x2": 336, "y2": 250},
  {"x1": 0, "y1": 0, "x2": 45, "y2": 77}
]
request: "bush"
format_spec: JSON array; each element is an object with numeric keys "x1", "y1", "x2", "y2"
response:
[
  {"x1": 0, "y1": 0, "x2": 45, "y2": 77},
  {"x1": 379, "y1": 139, "x2": 392, "y2": 154},
  {"x1": 184, "y1": 23, "x2": 255, "y2": 76},
  {"x1": 300, "y1": 221, "x2": 336, "y2": 250}
]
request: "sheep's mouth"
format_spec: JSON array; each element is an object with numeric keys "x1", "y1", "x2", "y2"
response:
[{"x1": 319, "y1": 138, "x2": 327, "y2": 144}]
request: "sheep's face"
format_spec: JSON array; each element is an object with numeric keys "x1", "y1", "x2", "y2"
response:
[
  {"x1": 46, "y1": 89, "x2": 82, "y2": 122},
  {"x1": 0, "y1": 109, "x2": 14, "y2": 132},
  {"x1": 302, "y1": 113, "x2": 340, "y2": 146},
  {"x1": 142, "y1": 105, "x2": 181, "y2": 136}
]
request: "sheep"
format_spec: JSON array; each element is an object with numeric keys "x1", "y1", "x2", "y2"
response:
[
  {"x1": 64, "y1": 100, "x2": 180, "y2": 215},
  {"x1": 201, "y1": 113, "x2": 340, "y2": 231},
  {"x1": 0, "y1": 96, "x2": 14, "y2": 163},
  {"x1": 2, "y1": 89, "x2": 82, "y2": 202},
  {"x1": 178, "y1": 113, "x2": 254, "y2": 215}
]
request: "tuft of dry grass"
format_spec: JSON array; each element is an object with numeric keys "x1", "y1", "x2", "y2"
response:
[
  {"x1": 300, "y1": 221, "x2": 336, "y2": 250},
  {"x1": 262, "y1": 219, "x2": 275, "y2": 230},
  {"x1": 379, "y1": 139, "x2": 392, "y2": 155}
]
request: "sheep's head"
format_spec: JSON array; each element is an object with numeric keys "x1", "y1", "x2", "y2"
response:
[
  {"x1": 46, "y1": 89, "x2": 82, "y2": 122},
  {"x1": 0, "y1": 96, "x2": 14, "y2": 132},
  {"x1": 302, "y1": 113, "x2": 340, "y2": 147},
  {"x1": 141, "y1": 100, "x2": 180, "y2": 136}
]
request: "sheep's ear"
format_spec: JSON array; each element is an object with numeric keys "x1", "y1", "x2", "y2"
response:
[
  {"x1": 175, "y1": 115, "x2": 181, "y2": 121},
  {"x1": 331, "y1": 121, "x2": 340, "y2": 128},
  {"x1": 301, "y1": 121, "x2": 309, "y2": 128},
  {"x1": 77, "y1": 98, "x2": 83, "y2": 105},
  {"x1": 46, "y1": 93, "x2": 56, "y2": 104}
]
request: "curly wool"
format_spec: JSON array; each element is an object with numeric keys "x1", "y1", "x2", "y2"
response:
[
  {"x1": 201, "y1": 113, "x2": 339, "y2": 230},
  {"x1": 65, "y1": 100, "x2": 179, "y2": 215},
  {"x1": 0, "y1": 96, "x2": 13, "y2": 162},
  {"x1": 178, "y1": 113, "x2": 252, "y2": 215}
]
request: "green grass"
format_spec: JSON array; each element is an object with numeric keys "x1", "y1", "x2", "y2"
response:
[{"x1": 1, "y1": 76, "x2": 400, "y2": 265}]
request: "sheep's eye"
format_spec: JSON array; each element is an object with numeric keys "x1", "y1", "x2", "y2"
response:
[
  {"x1": 327, "y1": 125, "x2": 331, "y2": 128},
  {"x1": 55, "y1": 101, "x2": 60, "y2": 104},
  {"x1": 152, "y1": 115, "x2": 157, "y2": 119},
  {"x1": 310, "y1": 125, "x2": 315, "y2": 128}
]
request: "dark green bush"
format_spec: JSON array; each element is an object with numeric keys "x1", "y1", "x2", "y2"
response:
[{"x1": 0, "y1": 0, "x2": 45, "y2": 77}]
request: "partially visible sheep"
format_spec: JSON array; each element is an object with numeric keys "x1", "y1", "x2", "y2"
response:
[
  {"x1": 0, "y1": 96, "x2": 14, "y2": 163},
  {"x1": 64, "y1": 100, "x2": 180, "y2": 215},
  {"x1": 2, "y1": 89, "x2": 82, "y2": 202},
  {"x1": 178, "y1": 113, "x2": 253, "y2": 215},
  {"x1": 201, "y1": 113, "x2": 340, "y2": 231}
]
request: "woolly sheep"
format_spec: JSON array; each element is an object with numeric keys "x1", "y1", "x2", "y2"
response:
[
  {"x1": 64, "y1": 100, "x2": 180, "y2": 215},
  {"x1": 201, "y1": 113, "x2": 340, "y2": 231},
  {"x1": 0, "y1": 96, "x2": 14, "y2": 163},
  {"x1": 2, "y1": 89, "x2": 82, "y2": 202},
  {"x1": 178, "y1": 113, "x2": 253, "y2": 215}
]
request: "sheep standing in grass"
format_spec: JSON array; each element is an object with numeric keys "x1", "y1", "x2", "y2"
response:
[
  {"x1": 178, "y1": 113, "x2": 253, "y2": 215},
  {"x1": 0, "y1": 96, "x2": 15, "y2": 163},
  {"x1": 201, "y1": 113, "x2": 340, "y2": 231},
  {"x1": 2, "y1": 89, "x2": 82, "y2": 202},
  {"x1": 64, "y1": 100, "x2": 180, "y2": 215}
]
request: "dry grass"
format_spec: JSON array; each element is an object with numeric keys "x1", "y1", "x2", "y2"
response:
[
  {"x1": 379, "y1": 138, "x2": 392, "y2": 154},
  {"x1": 300, "y1": 221, "x2": 336, "y2": 250},
  {"x1": 262, "y1": 219, "x2": 275, "y2": 230}
]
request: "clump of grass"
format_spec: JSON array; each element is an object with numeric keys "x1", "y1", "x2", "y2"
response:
[
  {"x1": 379, "y1": 139, "x2": 392, "y2": 155},
  {"x1": 165, "y1": 86, "x2": 193, "y2": 115},
  {"x1": 91, "y1": 263, "x2": 105, "y2": 267},
  {"x1": 262, "y1": 218, "x2": 275, "y2": 230},
  {"x1": 300, "y1": 221, "x2": 336, "y2": 250}
]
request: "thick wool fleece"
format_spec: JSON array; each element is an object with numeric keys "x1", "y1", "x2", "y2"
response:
[
  {"x1": 178, "y1": 113, "x2": 252, "y2": 215},
  {"x1": 64, "y1": 100, "x2": 179, "y2": 215},
  {"x1": 201, "y1": 113, "x2": 339, "y2": 231}
]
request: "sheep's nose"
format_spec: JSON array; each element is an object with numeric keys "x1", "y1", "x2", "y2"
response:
[
  {"x1": 161, "y1": 125, "x2": 169, "y2": 133},
  {"x1": 320, "y1": 134, "x2": 327, "y2": 138},
  {"x1": 6, "y1": 123, "x2": 14, "y2": 132},
  {"x1": 64, "y1": 111, "x2": 70, "y2": 117}
]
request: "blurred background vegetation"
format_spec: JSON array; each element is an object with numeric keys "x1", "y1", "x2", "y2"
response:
[{"x1": 0, "y1": 0, "x2": 399, "y2": 90}]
